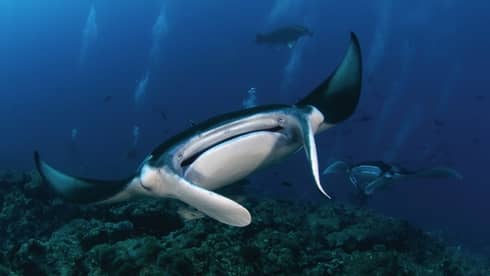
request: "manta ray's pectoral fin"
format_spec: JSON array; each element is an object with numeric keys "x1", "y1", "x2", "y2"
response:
[
  {"x1": 362, "y1": 177, "x2": 390, "y2": 195},
  {"x1": 297, "y1": 32, "x2": 362, "y2": 124},
  {"x1": 297, "y1": 114, "x2": 331, "y2": 199},
  {"x1": 323, "y1": 161, "x2": 350, "y2": 175},
  {"x1": 170, "y1": 174, "x2": 251, "y2": 227},
  {"x1": 34, "y1": 151, "x2": 136, "y2": 204}
]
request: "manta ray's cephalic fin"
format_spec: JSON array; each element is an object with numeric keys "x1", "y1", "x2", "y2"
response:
[
  {"x1": 297, "y1": 112, "x2": 331, "y2": 199},
  {"x1": 168, "y1": 172, "x2": 251, "y2": 227},
  {"x1": 323, "y1": 160, "x2": 350, "y2": 175}
]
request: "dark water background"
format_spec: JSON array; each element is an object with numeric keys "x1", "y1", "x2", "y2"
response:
[{"x1": 0, "y1": 0, "x2": 488, "y2": 254}]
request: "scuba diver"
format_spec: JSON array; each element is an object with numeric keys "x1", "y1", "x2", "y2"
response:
[
  {"x1": 323, "y1": 160, "x2": 462, "y2": 206},
  {"x1": 256, "y1": 25, "x2": 313, "y2": 48}
]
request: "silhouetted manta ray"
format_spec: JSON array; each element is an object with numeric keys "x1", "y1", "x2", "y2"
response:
[
  {"x1": 256, "y1": 25, "x2": 313, "y2": 48},
  {"x1": 323, "y1": 160, "x2": 462, "y2": 196},
  {"x1": 35, "y1": 32, "x2": 362, "y2": 227}
]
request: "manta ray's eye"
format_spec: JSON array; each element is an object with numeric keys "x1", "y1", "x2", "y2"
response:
[
  {"x1": 277, "y1": 117, "x2": 285, "y2": 126},
  {"x1": 177, "y1": 153, "x2": 183, "y2": 161}
]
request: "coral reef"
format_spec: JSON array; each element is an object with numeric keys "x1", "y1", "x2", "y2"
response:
[{"x1": 0, "y1": 169, "x2": 488, "y2": 275}]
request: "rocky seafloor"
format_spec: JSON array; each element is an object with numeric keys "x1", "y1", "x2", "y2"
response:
[{"x1": 0, "y1": 169, "x2": 489, "y2": 275}]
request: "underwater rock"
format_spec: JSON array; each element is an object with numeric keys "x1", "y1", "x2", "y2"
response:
[
  {"x1": 80, "y1": 220, "x2": 134, "y2": 249},
  {"x1": 83, "y1": 236, "x2": 164, "y2": 275},
  {"x1": 104, "y1": 199, "x2": 183, "y2": 235},
  {"x1": 22, "y1": 170, "x2": 51, "y2": 200},
  {"x1": 0, "y1": 170, "x2": 488, "y2": 275},
  {"x1": 0, "y1": 169, "x2": 29, "y2": 188}
]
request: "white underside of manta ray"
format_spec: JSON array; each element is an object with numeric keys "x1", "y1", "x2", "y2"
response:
[{"x1": 35, "y1": 32, "x2": 363, "y2": 227}]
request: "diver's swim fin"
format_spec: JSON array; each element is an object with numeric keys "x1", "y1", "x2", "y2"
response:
[{"x1": 323, "y1": 161, "x2": 350, "y2": 175}]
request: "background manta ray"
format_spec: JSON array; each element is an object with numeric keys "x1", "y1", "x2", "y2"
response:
[
  {"x1": 323, "y1": 160, "x2": 463, "y2": 203},
  {"x1": 256, "y1": 25, "x2": 313, "y2": 48}
]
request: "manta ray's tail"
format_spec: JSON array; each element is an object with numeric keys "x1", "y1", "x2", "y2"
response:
[
  {"x1": 297, "y1": 32, "x2": 362, "y2": 124},
  {"x1": 34, "y1": 151, "x2": 136, "y2": 204},
  {"x1": 412, "y1": 167, "x2": 463, "y2": 180}
]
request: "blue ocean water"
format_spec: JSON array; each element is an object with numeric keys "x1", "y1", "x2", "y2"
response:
[{"x1": 0, "y1": 0, "x2": 488, "y2": 255}]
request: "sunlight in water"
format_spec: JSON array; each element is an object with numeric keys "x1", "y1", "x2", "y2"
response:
[
  {"x1": 267, "y1": 0, "x2": 302, "y2": 26},
  {"x1": 265, "y1": 0, "x2": 312, "y2": 101},
  {"x1": 79, "y1": 4, "x2": 98, "y2": 67},
  {"x1": 435, "y1": 65, "x2": 461, "y2": 118},
  {"x1": 133, "y1": 125, "x2": 140, "y2": 146},
  {"x1": 71, "y1": 128, "x2": 78, "y2": 142},
  {"x1": 280, "y1": 39, "x2": 307, "y2": 101},
  {"x1": 365, "y1": 0, "x2": 392, "y2": 79},
  {"x1": 384, "y1": 103, "x2": 423, "y2": 162},
  {"x1": 242, "y1": 87, "x2": 258, "y2": 108},
  {"x1": 133, "y1": 71, "x2": 150, "y2": 108},
  {"x1": 150, "y1": 2, "x2": 169, "y2": 64},
  {"x1": 370, "y1": 39, "x2": 415, "y2": 151}
]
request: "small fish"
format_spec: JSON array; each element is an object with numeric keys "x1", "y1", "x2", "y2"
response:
[
  {"x1": 357, "y1": 114, "x2": 373, "y2": 122},
  {"x1": 472, "y1": 137, "x2": 480, "y2": 145},
  {"x1": 103, "y1": 95, "x2": 112, "y2": 103},
  {"x1": 189, "y1": 120, "x2": 197, "y2": 127},
  {"x1": 280, "y1": 181, "x2": 293, "y2": 187},
  {"x1": 160, "y1": 111, "x2": 168, "y2": 120},
  {"x1": 434, "y1": 119, "x2": 446, "y2": 127}
]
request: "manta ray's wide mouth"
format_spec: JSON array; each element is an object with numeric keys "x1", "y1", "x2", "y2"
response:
[{"x1": 180, "y1": 126, "x2": 284, "y2": 169}]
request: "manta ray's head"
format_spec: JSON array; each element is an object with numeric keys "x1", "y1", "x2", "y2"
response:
[
  {"x1": 297, "y1": 32, "x2": 362, "y2": 130},
  {"x1": 138, "y1": 165, "x2": 161, "y2": 192},
  {"x1": 137, "y1": 163, "x2": 179, "y2": 198}
]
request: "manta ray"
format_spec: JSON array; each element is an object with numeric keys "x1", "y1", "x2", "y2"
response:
[
  {"x1": 323, "y1": 160, "x2": 463, "y2": 197},
  {"x1": 256, "y1": 25, "x2": 313, "y2": 48},
  {"x1": 35, "y1": 32, "x2": 363, "y2": 227}
]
